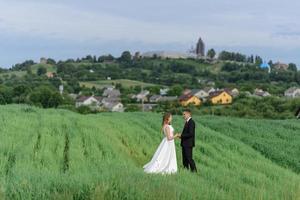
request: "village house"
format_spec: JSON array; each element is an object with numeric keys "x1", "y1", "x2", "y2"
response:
[
  {"x1": 204, "y1": 87, "x2": 216, "y2": 94},
  {"x1": 133, "y1": 90, "x2": 150, "y2": 102},
  {"x1": 178, "y1": 93, "x2": 201, "y2": 107},
  {"x1": 284, "y1": 87, "x2": 300, "y2": 98},
  {"x1": 46, "y1": 72, "x2": 54, "y2": 78},
  {"x1": 149, "y1": 95, "x2": 162, "y2": 103},
  {"x1": 190, "y1": 89, "x2": 209, "y2": 100},
  {"x1": 101, "y1": 96, "x2": 124, "y2": 112},
  {"x1": 149, "y1": 95, "x2": 177, "y2": 103},
  {"x1": 102, "y1": 87, "x2": 121, "y2": 98},
  {"x1": 102, "y1": 97, "x2": 121, "y2": 106},
  {"x1": 231, "y1": 88, "x2": 240, "y2": 97},
  {"x1": 75, "y1": 96, "x2": 102, "y2": 108},
  {"x1": 103, "y1": 102, "x2": 124, "y2": 112},
  {"x1": 209, "y1": 90, "x2": 233, "y2": 105},
  {"x1": 254, "y1": 89, "x2": 271, "y2": 97},
  {"x1": 160, "y1": 88, "x2": 169, "y2": 96},
  {"x1": 182, "y1": 89, "x2": 192, "y2": 95},
  {"x1": 273, "y1": 62, "x2": 289, "y2": 71}
]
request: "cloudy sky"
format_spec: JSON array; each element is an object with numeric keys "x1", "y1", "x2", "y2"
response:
[{"x1": 0, "y1": 0, "x2": 300, "y2": 68}]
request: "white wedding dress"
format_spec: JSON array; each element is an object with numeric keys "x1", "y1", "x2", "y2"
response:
[{"x1": 143, "y1": 125, "x2": 177, "y2": 174}]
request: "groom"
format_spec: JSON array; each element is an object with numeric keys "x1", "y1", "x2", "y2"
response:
[{"x1": 177, "y1": 109, "x2": 197, "y2": 172}]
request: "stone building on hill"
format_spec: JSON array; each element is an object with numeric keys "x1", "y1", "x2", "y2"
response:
[{"x1": 196, "y1": 37, "x2": 205, "y2": 57}]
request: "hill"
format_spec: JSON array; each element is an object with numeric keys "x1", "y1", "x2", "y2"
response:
[
  {"x1": 79, "y1": 79, "x2": 161, "y2": 89},
  {"x1": 31, "y1": 63, "x2": 57, "y2": 74},
  {"x1": 0, "y1": 105, "x2": 299, "y2": 199}
]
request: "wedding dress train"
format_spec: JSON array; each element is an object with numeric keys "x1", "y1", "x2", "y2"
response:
[{"x1": 143, "y1": 125, "x2": 177, "y2": 174}]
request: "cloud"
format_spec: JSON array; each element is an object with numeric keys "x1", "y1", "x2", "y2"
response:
[
  {"x1": 1, "y1": 0, "x2": 300, "y2": 47},
  {"x1": 0, "y1": 1, "x2": 197, "y2": 44},
  {"x1": 0, "y1": 0, "x2": 299, "y2": 67}
]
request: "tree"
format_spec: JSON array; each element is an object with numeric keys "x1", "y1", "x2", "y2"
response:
[
  {"x1": 77, "y1": 105, "x2": 93, "y2": 114},
  {"x1": 98, "y1": 54, "x2": 114, "y2": 62},
  {"x1": 288, "y1": 63, "x2": 297, "y2": 72},
  {"x1": 83, "y1": 55, "x2": 93, "y2": 62},
  {"x1": 0, "y1": 86, "x2": 13, "y2": 104},
  {"x1": 26, "y1": 67, "x2": 32, "y2": 75},
  {"x1": 37, "y1": 66, "x2": 47, "y2": 76},
  {"x1": 29, "y1": 86, "x2": 63, "y2": 108},
  {"x1": 46, "y1": 58, "x2": 56, "y2": 65},
  {"x1": 119, "y1": 51, "x2": 132, "y2": 63},
  {"x1": 255, "y1": 56, "x2": 263, "y2": 65},
  {"x1": 12, "y1": 60, "x2": 35, "y2": 71},
  {"x1": 247, "y1": 55, "x2": 254, "y2": 63},
  {"x1": 167, "y1": 85, "x2": 183, "y2": 96},
  {"x1": 207, "y1": 49, "x2": 216, "y2": 59},
  {"x1": 218, "y1": 51, "x2": 246, "y2": 62},
  {"x1": 268, "y1": 60, "x2": 273, "y2": 67}
]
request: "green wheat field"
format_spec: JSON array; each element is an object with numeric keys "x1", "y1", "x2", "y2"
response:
[{"x1": 0, "y1": 105, "x2": 299, "y2": 200}]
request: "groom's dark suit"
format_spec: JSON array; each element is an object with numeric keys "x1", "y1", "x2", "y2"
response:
[{"x1": 181, "y1": 118, "x2": 197, "y2": 172}]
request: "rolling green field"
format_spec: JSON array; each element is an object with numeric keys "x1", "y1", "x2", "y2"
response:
[
  {"x1": 31, "y1": 64, "x2": 57, "y2": 74},
  {"x1": 0, "y1": 105, "x2": 299, "y2": 200},
  {"x1": 80, "y1": 79, "x2": 160, "y2": 89},
  {"x1": 0, "y1": 71, "x2": 27, "y2": 79}
]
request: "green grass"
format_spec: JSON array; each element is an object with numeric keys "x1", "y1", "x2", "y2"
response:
[
  {"x1": 0, "y1": 64, "x2": 56, "y2": 79},
  {"x1": 0, "y1": 71, "x2": 26, "y2": 78},
  {"x1": 0, "y1": 105, "x2": 299, "y2": 200},
  {"x1": 31, "y1": 64, "x2": 57, "y2": 74},
  {"x1": 80, "y1": 79, "x2": 160, "y2": 89}
]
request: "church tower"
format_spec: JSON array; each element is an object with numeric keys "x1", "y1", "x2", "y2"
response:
[{"x1": 196, "y1": 37, "x2": 205, "y2": 57}]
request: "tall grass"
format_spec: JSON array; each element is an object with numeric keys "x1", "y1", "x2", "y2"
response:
[{"x1": 0, "y1": 105, "x2": 299, "y2": 200}]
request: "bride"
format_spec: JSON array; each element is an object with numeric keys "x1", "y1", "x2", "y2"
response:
[{"x1": 143, "y1": 113, "x2": 179, "y2": 174}]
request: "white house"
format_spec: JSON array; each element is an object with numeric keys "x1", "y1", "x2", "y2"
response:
[
  {"x1": 204, "y1": 87, "x2": 216, "y2": 95},
  {"x1": 160, "y1": 88, "x2": 169, "y2": 96},
  {"x1": 76, "y1": 96, "x2": 102, "y2": 108},
  {"x1": 149, "y1": 95, "x2": 162, "y2": 103},
  {"x1": 190, "y1": 89, "x2": 209, "y2": 99},
  {"x1": 103, "y1": 102, "x2": 124, "y2": 112},
  {"x1": 231, "y1": 88, "x2": 240, "y2": 97},
  {"x1": 254, "y1": 89, "x2": 271, "y2": 97},
  {"x1": 133, "y1": 90, "x2": 150, "y2": 102},
  {"x1": 285, "y1": 87, "x2": 300, "y2": 98},
  {"x1": 103, "y1": 88, "x2": 121, "y2": 98}
]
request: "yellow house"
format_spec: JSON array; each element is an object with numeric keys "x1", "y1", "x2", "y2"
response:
[
  {"x1": 209, "y1": 90, "x2": 233, "y2": 105},
  {"x1": 179, "y1": 94, "x2": 202, "y2": 107}
]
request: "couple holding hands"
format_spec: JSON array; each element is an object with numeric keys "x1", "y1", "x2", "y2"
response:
[{"x1": 143, "y1": 109, "x2": 197, "y2": 174}]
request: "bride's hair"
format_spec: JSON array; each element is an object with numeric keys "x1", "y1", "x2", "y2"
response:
[{"x1": 161, "y1": 112, "x2": 171, "y2": 133}]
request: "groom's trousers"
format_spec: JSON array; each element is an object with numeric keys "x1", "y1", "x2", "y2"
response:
[{"x1": 182, "y1": 146, "x2": 197, "y2": 172}]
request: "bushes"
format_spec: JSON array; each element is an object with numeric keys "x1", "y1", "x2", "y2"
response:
[
  {"x1": 29, "y1": 86, "x2": 63, "y2": 108},
  {"x1": 76, "y1": 105, "x2": 94, "y2": 114},
  {"x1": 196, "y1": 96, "x2": 300, "y2": 119}
]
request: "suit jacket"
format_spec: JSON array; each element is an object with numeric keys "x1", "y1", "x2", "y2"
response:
[
  {"x1": 295, "y1": 107, "x2": 300, "y2": 116},
  {"x1": 181, "y1": 118, "x2": 195, "y2": 147}
]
